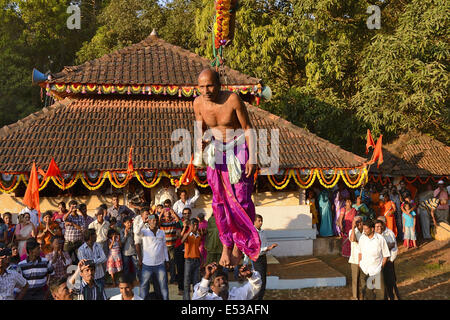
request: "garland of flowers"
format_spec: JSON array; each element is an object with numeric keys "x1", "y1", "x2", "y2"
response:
[
  {"x1": 51, "y1": 83, "x2": 259, "y2": 97},
  {"x1": 194, "y1": 175, "x2": 209, "y2": 188},
  {"x1": 402, "y1": 176, "x2": 418, "y2": 184},
  {"x1": 267, "y1": 172, "x2": 292, "y2": 190},
  {"x1": 317, "y1": 169, "x2": 340, "y2": 189},
  {"x1": 135, "y1": 170, "x2": 161, "y2": 188},
  {"x1": 269, "y1": 171, "x2": 290, "y2": 186},
  {"x1": 291, "y1": 169, "x2": 317, "y2": 189},
  {"x1": 108, "y1": 171, "x2": 131, "y2": 189},
  {"x1": 340, "y1": 168, "x2": 368, "y2": 189},
  {"x1": 0, "y1": 175, "x2": 20, "y2": 193},
  {"x1": 51, "y1": 173, "x2": 80, "y2": 190},
  {"x1": 343, "y1": 168, "x2": 363, "y2": 185},
  {"x1": 79, "y1": 171, "x2": 107, "y2": 191},
  {"x1": 318, "y1": 169, "x2": 340, "y2": 186}
]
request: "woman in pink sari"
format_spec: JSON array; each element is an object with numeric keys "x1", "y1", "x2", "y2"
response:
[{"x1": 338, "y1": 199, "x2": 357, "y2": 257}]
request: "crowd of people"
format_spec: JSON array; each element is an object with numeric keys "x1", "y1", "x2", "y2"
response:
[
  {"x1": 307, "y1": 179, "x2": 448, "y2": 300},
  {"x1": 0, "y1": 187, "x2": 264, "y2": 300},
  {"x1": 0, "y1": 179, "x2": 448, "y2": 301}
]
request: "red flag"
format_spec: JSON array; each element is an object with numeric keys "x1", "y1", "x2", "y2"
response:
[
  {"x1": 23, "y1": 162, "x2": 41, "y2": 220},
  {"x1": 369, "y1": 135, "x2": 383, "y2": 168},
  {"x1": 366, "y1": 129, "x2": 376, "y2": 154},
  {"x1": 175, "y1": 155, "x2": 196, "y2": 188},
  {"x1": 43, "y1": 157, "x2": 61, "y2": 180},
  {"x1": 127, "y1": 146, "x2": 134, "y2": 175}
]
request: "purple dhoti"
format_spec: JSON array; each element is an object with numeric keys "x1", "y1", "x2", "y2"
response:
[{"x1": 205, "y1": 136, "x2": 261, "y2": 262}]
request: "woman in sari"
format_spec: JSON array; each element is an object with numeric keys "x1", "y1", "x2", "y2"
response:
[
  {"x1": 36, "y1": 211, "x2": 62, "y2": 255},
  {"x1": 338, "y1": 199, "x2": 357, "y2": 257},
  {"x1": 14, "y1": 212, "x2": 36, "y2": 258},
  {"x1": 352, "y1": 196, "x2": 370, "y2": 222},
  {"x1": 2, "y1": 212, "x2": 16, "y2": 246},
  {"x1": 318, "y1": 190, "x2": 334, "y2": 237},
  {"x1": 382, "y1": 194, "x2": 398, "y2": 237}
]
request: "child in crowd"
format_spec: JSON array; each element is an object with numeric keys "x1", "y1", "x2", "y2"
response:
[
  {"x1": 109, "y1": 217, "x2": 121, "y2": 234},
  {"x1": 107, "y1": 229, "x2": 123, "y2": 287},
  {"x1": 402, "y1": 202, "x2": 418, "y2": 249}
]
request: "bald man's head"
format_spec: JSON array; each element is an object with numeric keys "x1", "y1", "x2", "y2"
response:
[
  {"x1": 198, "y1": 68, "x2": 221, "y2": 102},
  {"x1": 198, "y1": 68, "x2": 221, "y2": 86}
]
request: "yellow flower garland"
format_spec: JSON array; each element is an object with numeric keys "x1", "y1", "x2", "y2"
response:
[
  {"x1": 267, "y1": 172, "x2": 291, "y2": 190},
  {"x1": 291, "y1": 169, "x2": 317, "y2": 189}
]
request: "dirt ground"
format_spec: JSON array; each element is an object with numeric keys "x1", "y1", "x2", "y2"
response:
[{"x1": 264, "y1": 239, "x2": 450, "y2": 300}]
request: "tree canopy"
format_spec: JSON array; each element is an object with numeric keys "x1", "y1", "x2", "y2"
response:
[{"x1": 0, "y1": 0, "x2": 448, "y2": 155}]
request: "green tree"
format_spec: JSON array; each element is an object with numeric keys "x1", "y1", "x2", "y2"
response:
[{"x1": 353, "y1": 0, "x2": 450, "y2": 143}]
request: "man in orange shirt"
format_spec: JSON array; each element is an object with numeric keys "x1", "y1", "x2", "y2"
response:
[{"x1": 180, "y1": 218, "x2": 201, "y2": 300}]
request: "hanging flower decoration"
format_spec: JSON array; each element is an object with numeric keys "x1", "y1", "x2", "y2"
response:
[{"x1": 214, "y1": 0, "x2": 238, "y2": 49}]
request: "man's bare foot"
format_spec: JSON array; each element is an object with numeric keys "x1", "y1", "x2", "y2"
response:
[
  {"x1": 219, "y1": 246, "x2": 233, "y2": 268},
  {"x1": 231, "y1": 245, "x2": 243, "y2": 267}
]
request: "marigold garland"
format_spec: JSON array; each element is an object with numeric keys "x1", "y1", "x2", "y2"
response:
[
  {"x1": 80, "y1": 171, "x2": 107, "y2": 190},
  {"x1": 135, "y1": 170, "x2": 160, "y2": 188},
  {"x1": 318, "y1": 169, "x2": 339, "y2": 186},
  {"x1": 292, "y1": 169, "x2": 317, "y2": 189},
  {"x1": 317, "y1": 169, "x2": 340, "y2": 189},
  {"x1": 108, "y1": 171, "x2": 131, "y2": 189},
  {"x1": 0, "y1": 175, "x2": 19, "y2": 193},
  {"x1": 340, "y1": 168, "x2": 367, "y2": 189},
  {"x1": 267, "y1": 173, "x2": 291, "y2": 190},
  {"x1": 343, "y1": 168, "x2": 363, "y2": 185}
]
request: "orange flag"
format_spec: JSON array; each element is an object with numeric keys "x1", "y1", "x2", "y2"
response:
[
  {"x1": 369, "y1": 135, "x2": 384, "y2": 168},
  {"x1": 366, "y1": 129, "x2": 376, "y2": 154},
  {"x1": 23, "y1": 162, "x2": 41, "y2": 220},
  {"x1": 127, "y1": 146, "x2": 134, "y2": 175},
  {"x1": 176, "y1": 155, "x2": 196, "y2": 188},
  {"x1": 43, "y1": 157, "x2": 62, "y2": 180}
]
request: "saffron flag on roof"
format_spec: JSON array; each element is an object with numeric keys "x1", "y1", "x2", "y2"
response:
[
  {"x1": 127, "y1": 146, "x2": 134, "y2": 175},
  {"x1": 366, "y1": 129, "x2": 376, "y2": 154},
  {"x1": 43, "y1": 157, "x2": 62, "y2": 180}
]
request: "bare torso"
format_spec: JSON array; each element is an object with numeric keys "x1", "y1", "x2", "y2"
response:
[{"x1": 194, "y1": 91, "x2": 245, "y2": 142}]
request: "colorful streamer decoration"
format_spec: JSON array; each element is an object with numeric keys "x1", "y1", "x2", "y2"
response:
[{"x1": 1, "y1": 166, "x2": 372, "y2": 193}]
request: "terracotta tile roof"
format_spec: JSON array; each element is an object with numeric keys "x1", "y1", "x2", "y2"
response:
[
  {"x1": 0, "y1": 96, "x2": 365, "y2": 172},
  {"x1": 48, "y1": 34, "x2": 260, "y2": 86},
  {"x1": 370, "y1": 130, "x2": 450, "y2": 177}
]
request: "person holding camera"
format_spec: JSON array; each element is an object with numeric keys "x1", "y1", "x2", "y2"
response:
[
  {"x1": 69, "y1": 259, "x2": 107, "y2": 300},
  {"x1": 192, "y1": 262, "x2": 261, "y2": 300}
]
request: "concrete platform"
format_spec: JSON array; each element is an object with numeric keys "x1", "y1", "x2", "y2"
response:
[{"x1": 230, "y1": 255, "x2": 346, "y2": 290}]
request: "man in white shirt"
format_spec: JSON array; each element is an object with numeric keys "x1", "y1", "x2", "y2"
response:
[
  {"x1": 88, "y1": 208, "x2": 110, "y2": 257},
  {"x1": 375, "y1": 218, "x2": 400, "y2": 300},
  {"x1": 244, "y1": 214, "x2": 277, "y2": 300},
  {"x1": 192, "y1": 262, "x2": 261, "y2": 300},
  {"x1": 358, "y1": 219, "x2": 390, "y2": 300},
  {"x1": 19, "y1": 206, "x2": 39, "y2": 228},
  {"x1": 135, "y1": 213, "x2": 169, "y2": 300},
  {"x1": 173, "y1": 188, "x2": 200, "y2": 218},
  {"x1": 109, "y1": 274, "x2": 143, "y2": 300},
  {"x1": 154, "y1": 181, "x2": 177, "y2": 207},
  {"x1": 76, "y1": 229, "x2": 107, "y2": 294},
  {"x1": 348, "y1": 215, "x2": 363, "y2": 300}
]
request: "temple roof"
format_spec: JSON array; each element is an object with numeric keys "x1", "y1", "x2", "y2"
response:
[
  {"x1": 0, "y1": 96, "x2": 365, "y2": 172},
  {"x1": 370, "y1": 130, "x2": 450, "y2": 177},
  {"x1": 47, "y1": 34, "x2": 260, "y2": 87}
]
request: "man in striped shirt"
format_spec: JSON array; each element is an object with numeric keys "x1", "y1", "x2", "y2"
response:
[
  {"x1": 159, "y1": 199, "x2": 180, "y2": 284},
  {"x1": 18, "y1": 238, "x2": 54, "y2": 300}
]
